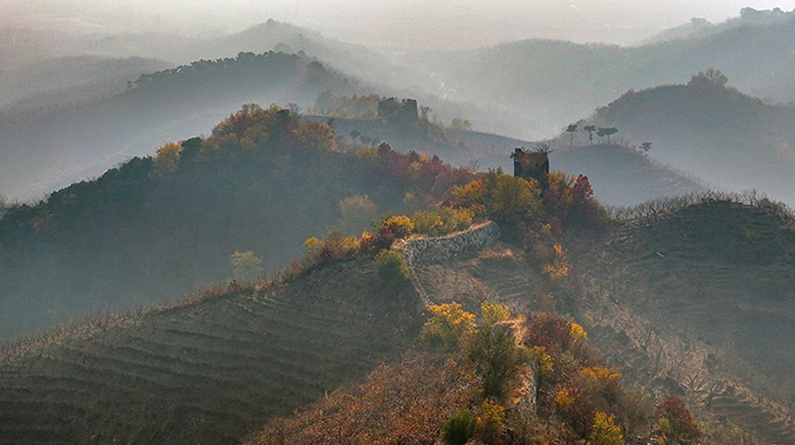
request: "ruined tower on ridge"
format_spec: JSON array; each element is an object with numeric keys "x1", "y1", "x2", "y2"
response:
[
  {"x1": 510, "y1": 147, "x2": 549, "y2": 180},
  {"x1": 377, "y1": 98, "x2": 419, "y2": 126}
]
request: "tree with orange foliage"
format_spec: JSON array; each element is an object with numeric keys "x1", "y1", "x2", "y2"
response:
[{"x1": 657, "y1": 395, "x2": 701, "y2": 444}]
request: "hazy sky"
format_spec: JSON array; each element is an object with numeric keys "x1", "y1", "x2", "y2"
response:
[{"x1": 4, "y1": 0, "x2": 795, "y2": 48}]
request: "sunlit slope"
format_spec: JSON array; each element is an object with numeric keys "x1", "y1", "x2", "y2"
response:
[
  {"x1": 0, "y1": 261, "x2": 421, "y2": 445},
  {"x1": 404, "y1": 199, "x2": 795, "y2": 443}
]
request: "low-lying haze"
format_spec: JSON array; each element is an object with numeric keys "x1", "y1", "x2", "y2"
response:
[{"x1": 4, "y1": 0, "x2": 795, "y2": 47}]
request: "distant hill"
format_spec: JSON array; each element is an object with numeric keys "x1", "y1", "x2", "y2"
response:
[
  {"x1": 587, "y1": 74, "x2": 795, "y2": 205},
  {"x1": 395, "y1": 9, "x2": 795, "y2": 138},
  {"x1": 0, "y1": 55, "x2": 169, "y2": 109},
  {"x1": 0, "y1": 51, "x2": 356, "y2": 200}
]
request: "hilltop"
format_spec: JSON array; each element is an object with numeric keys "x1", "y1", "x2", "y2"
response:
[
  {"x1": 587, "y1": 72, "x2": 795, "y2": 204},
  {"x1": 0, "y1": 51, "x2": 357, "y2": 200}
]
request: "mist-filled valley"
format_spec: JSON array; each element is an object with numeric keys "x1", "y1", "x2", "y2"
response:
[{"x1": 2, "y1": 3, "x2": 795, "y2": 445}]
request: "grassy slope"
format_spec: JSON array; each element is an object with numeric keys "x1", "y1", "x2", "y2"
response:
[{"x1": 0, "y1": 260, "x2": 421, "y2": 445}]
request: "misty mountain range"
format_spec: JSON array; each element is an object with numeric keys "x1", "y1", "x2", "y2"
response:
[{"x1": 2, "y1": 7, "x2": 795, "y2": 206}]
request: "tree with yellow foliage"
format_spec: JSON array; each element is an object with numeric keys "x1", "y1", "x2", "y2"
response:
[{"x1": 421, "y1": 303, "x2": 475, "y2": 350}]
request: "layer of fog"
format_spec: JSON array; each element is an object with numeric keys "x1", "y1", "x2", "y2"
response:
[{"x1": 5, "y1": 0, "x2": 795, "y2": 48}]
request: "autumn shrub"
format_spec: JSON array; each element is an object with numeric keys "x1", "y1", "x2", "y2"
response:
[
  {"x1": 465, "y1": 322, "x2": 530, "y2": 400},
  {"x1": 411, "y1": 207, "x2": 473, "y2": 236},
  {"x1": 382, "y1": 215, "x2": 414, "y2": 238},
  {"x1": 371, "y1": 215, "x2": 415, "y2": 250},
  {"x1": 476, "y1": 399, "x2": 506, "y2": 444},
  {"x1": 481, "y1": 301, "x2": 511, "y2": 327},
  {"x1": 441, "y1": 410, "x2": 477, "y2": 445},
  {"x1": 154, "y1": 141, "x2": 184, "y2": 173},
  {"x1": 579, "y1": 366, "x2": 622, "y2": 405},
  {"x1": 291, "y1": 120, "x2": 337, "y2": 151},
  {"x1": 657, "y1": 395, "x2": 701, "y2": 444},
  {"x1": 542, "y1": 244, "x2": 570, "y2": 279},
  {"x1": 374, "y1": 250, "x2": 409, "y2": 286},
  {"x1": 452, "y1": 169, "x2": 541, "y2": 227},
  {"x1": 421, "y1": 303, "x2": 475, "y2": 350},
  {"x1": 590, "y1": 411, "x2": 624, "y2": 445},
  {"x1": 525, "y1": 312, "x2": 576, "y2": 356}
]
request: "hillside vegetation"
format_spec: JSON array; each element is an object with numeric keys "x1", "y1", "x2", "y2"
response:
[{"x1": 0, "y1": 104, "x2": 475, "y2": 338}]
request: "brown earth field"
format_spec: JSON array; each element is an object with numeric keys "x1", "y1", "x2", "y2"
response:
[{"x1": 0, "y1": 261, "x2": 422, "y2": 445}]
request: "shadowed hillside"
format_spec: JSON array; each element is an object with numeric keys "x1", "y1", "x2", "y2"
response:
[
  {"x1": 0, "y1": 105, "x2": 476, "y2": 338},
  {"x1": 0, "y1": 260, "x2": 421, "y2": 445}
]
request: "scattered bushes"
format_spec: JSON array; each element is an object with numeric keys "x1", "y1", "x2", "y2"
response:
[
  {"x1": 657, "y1": 395, "x2": 701, "y2": 444},
  {"x1": 247, "y1": 351, "x2": 480, "y2": 445},
  {"x1": 606, "y1": 189, "x2": 793, "y2": 223},
  {"x1": 590, "y1": 411, "x2": 624, "y2": 445},
  {"x1": 411, "y1": 207, "x2": 473, "y2": 237}
]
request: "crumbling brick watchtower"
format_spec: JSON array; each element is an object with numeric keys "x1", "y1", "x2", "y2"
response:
[{"x1": 510, "y1": 147, "x2": 549, "y2": 180}]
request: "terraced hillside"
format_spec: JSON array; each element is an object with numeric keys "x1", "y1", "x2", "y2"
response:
[
  {"x1": 0, "y1": 261, "x2": 421, "y2": 445},
  {"x1": 404, "y1": 201, "x2": 795, "y2": 443}
]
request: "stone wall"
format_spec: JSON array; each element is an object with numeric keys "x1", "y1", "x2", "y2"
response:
[
  {"x1": 393, "y1": 221, "x2": 500, "y2": 308},
  {"x1": 394, "y1": 221, "x2": 501, "y2": 266}
]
